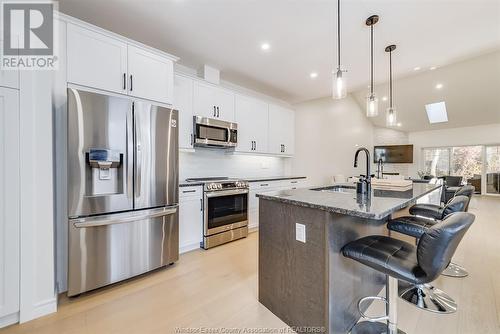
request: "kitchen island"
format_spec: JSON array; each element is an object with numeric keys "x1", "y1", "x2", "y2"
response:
[{"x1": 257, "y1": 183, "x2": 441, "y2": 334}]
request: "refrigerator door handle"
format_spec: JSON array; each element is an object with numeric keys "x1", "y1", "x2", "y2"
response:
[
  {"x1": 71, "y1": 206, "x2": 178, "y2": 228},
  {"x1": 135, "y1": 107, "x2": 142, "y2": 199}
]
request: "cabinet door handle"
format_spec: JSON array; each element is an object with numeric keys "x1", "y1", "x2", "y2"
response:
[
  {"x1": 254, "y1": 141, "x2": 257, "y2": 151},
  {"x1": 200, "y1": 198, "x2": 203, "y2": 211},
  {"x1": 182, "y1": 190, "x2": 196, "y2": 194},
  {"x1": 213, "y1": 106, "x2": 216, "y2": 117},
  {"x1": 283, "y1": 144, "x2": 286, "y2": 153},
  {"x1": 217, "y1": 106, "x2": 220, "y2": 118},
  {"x1": 190, "y1": 133, "x2": 194, "y2": 146},
  {"x1": 130, "y1": 75, "x2": 133, "y2": 91},
  {"x1": 123, "y1": 73, "x2": 126, "y2": 90},
  {"x1": 260, "y1": 183, "x2": 269, "y2": 187}
]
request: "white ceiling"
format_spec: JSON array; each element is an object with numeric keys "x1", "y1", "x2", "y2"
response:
[
  {"x1": 58, "y1": 0, "x2": 500, "y2": 103},
  {"x1": 352, "y1": 50, "x2": 500, "y2": 132}
]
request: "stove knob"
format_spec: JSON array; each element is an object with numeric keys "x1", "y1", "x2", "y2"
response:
[
  {"x1": 235, "y1": 182, "x2": 241, "y2": 188},
  {"x1": 217, "y1": 184, "x2": 222, "y2": 189},
  {"x1": 208, "y1": 183, "x2": 215, "y2": 190}
]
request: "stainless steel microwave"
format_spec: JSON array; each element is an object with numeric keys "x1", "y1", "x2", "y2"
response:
[{"x1": 193, "y1": 116, "x2": 238, "y2": 148}]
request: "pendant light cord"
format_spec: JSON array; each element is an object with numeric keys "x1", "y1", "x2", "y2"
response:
[
  {"x1": 337, "y1": 0, "x2": 341, "y2": 69},
  {"x1": 370, "y1": 25, "x2": 373, "y2": 95},
  {"x1": 389, "y1": 50, "x2": 393, "y2": 108}
]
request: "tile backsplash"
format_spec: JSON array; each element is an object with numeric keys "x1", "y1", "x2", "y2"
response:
[{"x1": 179, "y1": 149, "x2": 291, "y2": 180}]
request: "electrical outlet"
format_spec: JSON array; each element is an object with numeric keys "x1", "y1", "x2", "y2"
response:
[{"x1": 296, "y1": 223, "x2": 306, "y2": 243}]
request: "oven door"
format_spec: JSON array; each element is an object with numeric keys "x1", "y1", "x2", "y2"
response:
[{"x1": 204, "y1": 189, "x2": 248, "y2": 236}]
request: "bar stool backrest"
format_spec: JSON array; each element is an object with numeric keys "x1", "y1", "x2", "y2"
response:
[
  {"x1": 442, "y1": 195, "x2": 469, "y2": 218},
  {"x1": 417, "y1": 212, "x2": 475, "y2": 282},
  {"x1": 455, "y1": 185, "x2": 475, "y2": 211}
]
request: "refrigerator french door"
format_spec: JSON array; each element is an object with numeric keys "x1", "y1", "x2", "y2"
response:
[{"x1": 67, "y1": 88, "x2": 179, "y2": 296}]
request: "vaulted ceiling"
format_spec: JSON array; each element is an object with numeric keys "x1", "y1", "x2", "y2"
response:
[
  {"x1": 59, "y1": 0, "x2": 500, "y2": 104},
  {"x1": 352, "y1": 50, "x2": 500, "y2": 132}
]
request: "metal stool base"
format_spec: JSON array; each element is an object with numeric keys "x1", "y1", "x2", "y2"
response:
[
  {"x1": 441, "y1": 262, "x2": 468, "y2": 277},
  {"x1": 350, "y1": 321, "x2": 406, "y2": 334},
  {"x1": 400, "y1": 284, "x2": 457, "y2": 314}
]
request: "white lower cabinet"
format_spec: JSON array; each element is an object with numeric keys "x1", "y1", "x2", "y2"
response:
[
  {"x1": 0, "y1": 88, "x2": 20, "y2": 323},
  {"x1": 248, "y1": 178, "x2": 307, "y2": 229},
  {"x1": 179, "y1": 186, "x2": 203, "y2": 253}
]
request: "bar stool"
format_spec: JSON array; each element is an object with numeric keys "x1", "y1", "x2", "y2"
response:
[
  {"x1": 342, "y1": 212, "x2": 475, "y2": 334},
  {"x1": 410, "y1": 185, "x2": 474, "y2": 278},
  {"x1": 386, "y1": 195, "x2": 470, "y2": 314}
]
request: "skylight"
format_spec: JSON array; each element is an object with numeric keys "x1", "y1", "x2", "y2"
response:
[{"x1": 425, "y1": 101, "x2": 448, "y2": 124}]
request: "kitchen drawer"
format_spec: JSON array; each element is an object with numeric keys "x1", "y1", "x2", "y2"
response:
[
  {"x1": 280, "y1": 178, "x2": 307, "y2": 189},
  {"x1": 179, "y1": 186, "x2": 202, "y2": 199},
  {"x1": 249, "y1": 180, "x2": 281, "y2": 191}
]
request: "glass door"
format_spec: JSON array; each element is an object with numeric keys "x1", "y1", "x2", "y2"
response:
[{"x1": 485, "y1": 146, "x2": 500, "y2": 195}]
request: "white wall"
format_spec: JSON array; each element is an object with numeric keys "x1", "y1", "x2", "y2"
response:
[
  {"x1": 180, "y1": 150, "x2": 290, "y2": 180},
  {"x1": 291, "y1": 95, "x2": 374, "y2": 186},
  {"x1": 373, "y1": 127, "x2": 411, "y2": 177},
  {"x1": 408, "y1": 123, "x2": 500, "y2": 177}
]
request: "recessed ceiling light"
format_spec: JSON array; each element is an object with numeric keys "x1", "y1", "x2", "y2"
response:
[
  {"x1": 397, "y1": 123, "x2": 402, "y2": 127},
  {"x1": 382, "y1": 96, "x2": 387, "y2": 101},
  {"x1": 430, "y1": 66, "x2": 437, "y2": 70},
  {"x1": 310, "y1": 72, "x2": 318, "y2": 79},
  {"x1": 260, "y1": 43, "x2": 270, "y2": 51},
  {"x1": 425, "y1": 101, "x2": 448, "y2": 124},
  {"x1": 435, "y1": 83, "x2": 443, "y2": 89},
  {"x1": 413, "y1": 66, "x2": 421, "y2": 71}
]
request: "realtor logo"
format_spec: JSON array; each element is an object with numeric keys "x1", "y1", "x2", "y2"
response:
[{"x1": 1, "y1": 1, "x2": 58, "y2": 70}]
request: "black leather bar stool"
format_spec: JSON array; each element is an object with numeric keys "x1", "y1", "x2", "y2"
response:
[
  {"x1": 342, "y1": 212, "x2": 475, "y2": 334},
  {"x1": 386, "y1": 195, "x2": 470, "y2": 314},
  {"x1": 409, "y1": 185, "x2": 474, "y2": 278}
]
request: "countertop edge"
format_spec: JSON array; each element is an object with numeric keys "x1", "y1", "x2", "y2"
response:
[
  {"x1": 179, "y1": 176, "x2": 307, "y2": 187},
  {"x1": 256, "y1": 184, "x2": 442, "y2": 220}
]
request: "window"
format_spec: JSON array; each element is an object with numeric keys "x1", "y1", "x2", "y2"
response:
[
  {"x1": 423, "y1": 148, "x2": 450, "y2": 177},
  {"x1": 423, "y1": 146, "x2": 483, "y2": 180}
]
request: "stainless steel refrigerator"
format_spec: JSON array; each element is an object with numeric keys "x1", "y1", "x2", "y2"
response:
[{"x1": 66, "y1": 88, "x2": 179, "y2": 296}]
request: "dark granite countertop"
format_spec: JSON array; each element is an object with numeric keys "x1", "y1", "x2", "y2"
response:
[
  {"x1": 179, "y1": 176, "x2": 306, "y2": 187},
  {"x1": 256, "y1": 183, "x2": 442, "y2": 220}
]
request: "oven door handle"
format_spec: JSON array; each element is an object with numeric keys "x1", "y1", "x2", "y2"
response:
[
  {"x1": 71, "y1": 206, "x2": 178, "y2": 228},
  {"x1": 205, "y1": 189, "x2": 249, "y2": 198}
]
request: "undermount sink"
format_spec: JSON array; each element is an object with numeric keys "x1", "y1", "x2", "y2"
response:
[{"x1": 311, "y1": 185, "x2": 357, "y2": 193}]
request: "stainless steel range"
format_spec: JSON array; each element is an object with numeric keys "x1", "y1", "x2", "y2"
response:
[{"x1": 186, "y1": 177, "x2": 249, "y2": 249}]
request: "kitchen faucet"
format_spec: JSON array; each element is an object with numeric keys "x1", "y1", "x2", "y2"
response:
[{"x1": 354, "y1": 147, "x2": 372, "y2": 194}]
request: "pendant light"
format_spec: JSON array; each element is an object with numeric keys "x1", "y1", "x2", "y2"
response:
[
  {"x1": 385, "y1": 44, "x2": 397, "y2": 127},
  {"x1": 365, "y1": 15, "x2": 379, "y2": 117},
  {"x1": 332, "y1": 0, "x2": 347, "y2": 99}
]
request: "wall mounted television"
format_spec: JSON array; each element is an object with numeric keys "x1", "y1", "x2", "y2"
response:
[{"x1": 373, "y1": 145, "x2": 414, "y2": 163}]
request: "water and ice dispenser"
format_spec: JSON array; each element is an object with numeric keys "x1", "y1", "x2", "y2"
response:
[{"x1": 86, "y1": 148, "x2": 123, "y2": 196}]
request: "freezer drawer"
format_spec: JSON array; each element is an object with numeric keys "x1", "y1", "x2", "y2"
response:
[{"x1": 68, "y1": 206, "x2": 179, "y2": 296}]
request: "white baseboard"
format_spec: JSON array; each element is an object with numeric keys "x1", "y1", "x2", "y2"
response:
[
  {"x1": 20, "y1": 297, "x2": 57, "y2": 324},
  {"x1": 179, "y1": 242, "x2": 201, "y2": 254},
  {"x1": 0, "y1": 312, "x2": 19, "y2": 328}
]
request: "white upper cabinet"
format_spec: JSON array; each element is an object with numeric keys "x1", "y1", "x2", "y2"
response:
[
  {"x1": 193, "y1": 81, "x2": 234, "y2": 122},
  {"x1": 235, "y1": 95, "x2": 269, "y2": 153},
  {"x1": 127, "y1": 45, "x2": 173, "y2": 105},
  {"x1": 67, "y1": 23, "x2": 127, "y2": 94},
  {"x1": 174, "y1": 75, "x2": 194, "y2": 149},
  {"x1": 0, "y1": 69, "x2": 18, "y2": 90},
  {"x1": 268, "y1": 104, "x2": 295, "y2": 155},
  {"x1": 0, "y1": 39, "x2": 18, "y2": 89},
  {"x1": 67, "y1": 23, "x2": 175, "y2": 104}
]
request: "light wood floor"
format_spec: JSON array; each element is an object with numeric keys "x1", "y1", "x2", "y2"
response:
[{"x1": 4, "y1": 196, "x2": 500, "y2": 334}]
